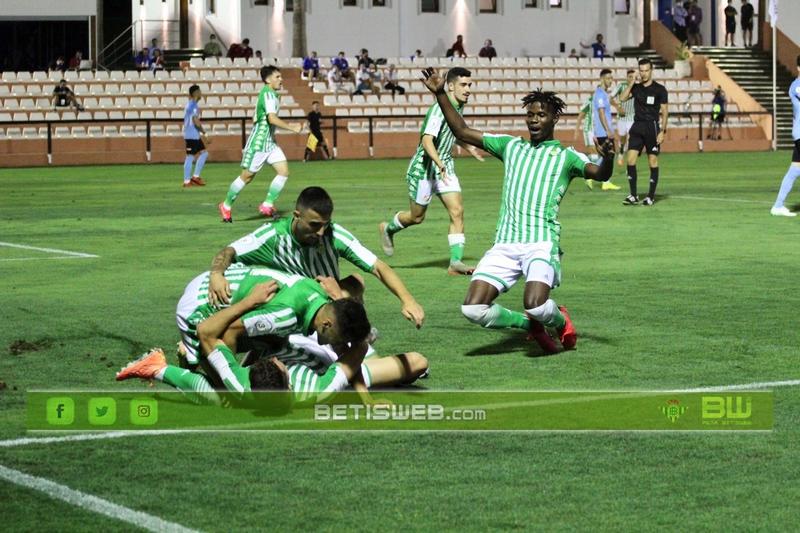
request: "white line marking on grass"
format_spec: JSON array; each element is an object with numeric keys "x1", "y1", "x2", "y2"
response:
[
  {"x1": 679, "y1": 379, "x2": 800, "y2": 392},
  {"x1": 0, "y1": 242, "x2": 98, "y2": 258},
  {"x1": 0, "y1": 256, "x2": 98, "y2": 263},
  {"x1": 668, "y1": 195, "x2": 772, "y2": 205},
  {"x1": 0, "y1": 430, "x2": 187, "y2": 448},
  {"x1": 0, "y1": 464, "x2": 200, "y2": 533}
]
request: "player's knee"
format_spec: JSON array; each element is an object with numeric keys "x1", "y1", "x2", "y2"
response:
[
  {"x1": 526, "y1": 300, "x2": 557, "y2": 324},
  {"x1": 462, "y1": 304, "x2": 490, "y2": 325},
  {"x1": 405, "y1": 352, "x2": 428, "y2": 377}
]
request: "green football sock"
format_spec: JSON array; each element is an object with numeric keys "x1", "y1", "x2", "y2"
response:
[
  {"x1": 385, "y1": 212, "x2": 405, "y2": 236},
  {"x1": 487, "y1": 304, "x2": 530, "y2": 330},
  {"x1": 264, "y1": 175, "x2": 288, "y2": 206},
  {"x1": 162, "y1": 365, "x2": 215, "y2": 394},
  {"x1": 224, "y1": 177, "x2": 246, "y2": 208},
  {"x1": 448, "y1": 233, "x2": 465, "y2": 264},
  {"x1": 546, "y1": 306, "x2": 566, "y2": 330}
]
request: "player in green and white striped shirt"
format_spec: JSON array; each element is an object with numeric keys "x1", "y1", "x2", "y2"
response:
[
  {"x1": 421, "y1": 69, "x2": 615, "y2": 354},
  {"x1": 219, "y1": 66, "x2": 304, "y2": 223},
  {"x1": 612, "y1": 70, "x2": 636, "y2": 166},
  {"x1": 207, "y1": 187, "x2": 425, "y2": 328},
  {"x1": 379, "y1": 67, "x2": 485, "y2": 276}
]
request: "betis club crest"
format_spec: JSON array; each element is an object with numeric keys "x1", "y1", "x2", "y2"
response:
[{"x1": 661, "y1": 399, "x2": 687, "y2": 423}]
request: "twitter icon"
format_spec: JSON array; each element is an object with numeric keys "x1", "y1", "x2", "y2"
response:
[{"x1": 88, "y1": 398, "x2": 117, "y2": 426}]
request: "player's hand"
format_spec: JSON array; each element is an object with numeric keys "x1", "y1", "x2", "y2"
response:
[
  {"x1": 466, "y1": 144, "x2": 485, "y2": 162},
  {"x1": 315, "y1": 276, "x2": 344, "y2": 300},
  {"x1": 243, "y1": 281, "x2": 279, "y2": 308},
  {"x1": 208, "y1": 272, "x2": 232, "y2": 307},
  {"x1": 401, "y1": 300, "x2": 425, "y2": 329},
  {"x1": 595, "y1": 138, "x2": 616, "y2": 159},
  {"x1": 656, "y1": 131, "x2": 665, "y2": 145},
  {"x1": 292, "y1": 123, "x2": 303, "y2": 134},
  {"x1": 437, "y1": 164, "x2": 451, "y2": 184},
  {"x1": 420, "y1": 68, "x2": 446, "y2": 94},
  {"x1": 618, "y1": 109, "x2": 626, "y2": 118},
  {"x1": 202, "y1": 133, "x2": 212, "y2": 145}
]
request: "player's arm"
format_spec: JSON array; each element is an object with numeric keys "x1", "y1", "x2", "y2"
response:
[
  {"x1": 583, "y1": 141, "x2": 615, "y2": 182},
  {"x1": 574, "y1": 110, "x2": 585, "y2": 140},
  {"x1": 420, "y1": 68, "x2": 483, "y2": 149},
  {"x1": 371, "y1": 259, "x2": 424, "y2": 328},
  {"x1": 421, "y1": 134, "x2": 447, "y2": 176},
  {"x1": 191, "y1": 114, "x2": 209, "y2": 143},
  {"x1": 337, "y1": 341, "x2": 389, "y2": 406},
  {"x1": 619, "y1": 81, "x2": 635, "y2": 103},
  {"x1": 197, "y1": 281, "x2": 278, "y2": 356},
  {"x1": 208, "y1": 246, "x2": 237, "y2": 306},
  {"x1": 597, "y1": 101, "x2": 612, "y2": 139},
  {"x1": 657, "y1": 102, "x2": 669, "y2": 145},
  {"x1": 456, "y1": 140, "x2": 485, "y2": 161},
  {"x1": 268, "y1": 113, "x2": 303, "y2": 134}
]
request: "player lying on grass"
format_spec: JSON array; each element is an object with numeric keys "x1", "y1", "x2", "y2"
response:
[
  {"x1": 420, "y1": 68, "x2": 615, "y2": 354},
  {"x1": 208, "y1": 186, "x2": 425, "y2": 329},
  {"x1": 118, "y1": 278, "x2": 428, "y2": 405}
]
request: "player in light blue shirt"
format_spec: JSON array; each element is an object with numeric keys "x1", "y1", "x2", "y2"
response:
[
  {"x1": 182, "y1": 84, "x2": 210, "y2": 188},
  {"x1": 589, "y1": 68, "x2": 621, "y2": 191},
  {"x1": 771, "y1": 55, "x2": 800, "y2": 217}
]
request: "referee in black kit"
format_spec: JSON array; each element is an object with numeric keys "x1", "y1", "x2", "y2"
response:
[{"x1": 619, "y1": 58, "x2": 669, "y2": 206}]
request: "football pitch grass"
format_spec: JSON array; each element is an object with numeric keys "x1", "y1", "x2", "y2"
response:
[{"x1": 1, "y1": 152, "x2": 799, "y2": 531}]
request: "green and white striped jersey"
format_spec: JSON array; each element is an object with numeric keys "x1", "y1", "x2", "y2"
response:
[
  {"x1": 246, "y1": 85, "x2": 280, "y2": 152},
  {"x1": 406, "y1": 97, "x2": 464, "y2": 180},
  {"x1": 482, "y1": 135, "x2": 590, "y2": 245},
  {"x1": 613, "y1": 82, "x2": 635, "y2": 122},
  {"x1": 230, "y1": 217, "x2": 377, "y2": 279},
  {"x1": 580, "y1": 96, "x2": 593, "y2": 132}
]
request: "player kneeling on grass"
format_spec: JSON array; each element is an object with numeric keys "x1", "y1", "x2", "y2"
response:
[{"x1": 420, "y1": 69, "x2": 615, "y2": 353}]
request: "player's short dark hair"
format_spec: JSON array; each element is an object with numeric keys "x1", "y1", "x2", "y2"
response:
[
  {"x1": 242, "y1": 38, "x2": 250, "y2": 45},
  {"x1": 188, "y1": 84, "x2": 201, "y2": 96},
  {"x1": 521, "y1": 89, "x2": 566, "y2": 119},
  {"x1": 638, "y1": 58, "x2": 653, "y2": 67},
  {"x1": 248, "y1": 358, "x2": 290, "y2": 390},
  {"x1": 330, "y1": 298, "x2": 371, "y2": 345},
  {"x1": 296, "y1": 186, "x2": 334, "y2": 217},
  {"x1": 600, "y1": 68, "x2": 612, "y2": 77},
  {"x1": 312, "y1": 100, "x2": 319, "y2": 105},
  {"x1": 59, "y1": 79, "x2": 66, "y2": 83},
  {"x1": 446, "y1": 67, "x2": 472, "y2": 83},
  {"x1": 627, "y1": 69, "x2": 636, "y2": 74},
  {"x1": 261, "y1": 65, "x2": 279, "y2": 82}
]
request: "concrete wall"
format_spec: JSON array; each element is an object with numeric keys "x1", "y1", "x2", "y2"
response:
[
  {"x1": 0, "y1": 0, "x2": 96, "y2": 18},
  {"x1": 775, "y1": 0, "x2": 800, "y2": 46}
]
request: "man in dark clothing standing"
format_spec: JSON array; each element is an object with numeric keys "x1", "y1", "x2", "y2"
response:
[{"x1": 304, "y1": 101, "x2": 331, "y2": 162}]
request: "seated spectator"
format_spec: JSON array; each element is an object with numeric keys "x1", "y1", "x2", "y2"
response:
[
  {"x1": 478, "y1": 39, "x2": 497, "y2": 60},
  {"x1": 327, "y1": 64, "x2": 343, "y2": 93},
  {"x1": 203, "y1": 34, "x2": 223, "y2": 58},
  {"x1": 151, "y1": 49, "x2": 165, "y2": 72},
  {"x1": 135, "y1": 48, "x2": 150, "y2": 70},
  {"x1": 383, "y1": 64, "x2": 405, "y2": 96},
  {"x1": 51, "y1": 79, "x2": 84, "y2": 111},
  {"x1": 148, "y1": 38, "x2": 161, "y2": 61},
  {"x1": 227, "y1": 38, "x2": 253, "y2": 59},
  {"x1": 255, "y1": 50, "x2": 263, "y2": 62},
  {"x1": 134, "y1": 48, "x2": 151, "y2": 71},
  {"x1": 411, "y1": 49, "x2": 423, "y2": 61},
  {"x1": 302, "y1": 51, "x2": 320, "y2": 80},
  {"x1": 568, "y1": 48, "x2": 582, "y2": 59},
  {"x1": 368, "y1": 63, "x2": 382, "y2": 95},
  {"x1": 352, "y1": 64, "x2": 378, "y2": 96},
  {"x1": 580, "y1": 33, "x2": 607, "y2": 59},
  {"x1": 450, "y1": 35, "x2": 466, "y2": 58},
  {"x1": 357, "y1": 48, "x2": 373, "y2": 69},
  {"x1": 68, "y1": 50, "x2": 83, "y2": 70},
  {"x1": 51, "y1": 56, "x2": 66, "y2": 73},
  {"x1": 332, "y1": 51, "x2": 355, "y2": 85}
]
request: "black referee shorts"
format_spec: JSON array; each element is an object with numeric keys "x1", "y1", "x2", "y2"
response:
[
  {"x1": 185, "y1": 138, "x2": 206, "y2": 155},
  {"x1": 793, "y1": 139, "x2": 800, "y2": 163},
  {"x1": 628, "y1": 121, "x2": 660, "y2": 156}
]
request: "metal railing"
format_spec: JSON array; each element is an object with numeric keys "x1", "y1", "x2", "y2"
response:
[
  {"x1": 0, "y1": 111, "x2": 773, "y2": 165},
  {"x1": 98, "y1": 20, "x2": 180, "y2": 71}
]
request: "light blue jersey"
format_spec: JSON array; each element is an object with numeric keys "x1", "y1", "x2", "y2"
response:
[
  {"x1": 592, "y1": 86, "x2": 613, "y2": 138},
  {"x1": 183, "y1": 99, "x2": 200, "y2": 140},
  {"x1": 791, "y1": 78, "x2": 800, "y2": 141}
]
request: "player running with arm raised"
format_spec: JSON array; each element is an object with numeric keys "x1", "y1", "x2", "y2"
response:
[{"x1": 420, "y1": 68, "x2": 614, "y2": 354}]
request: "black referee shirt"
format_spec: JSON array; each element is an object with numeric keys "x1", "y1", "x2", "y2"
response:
[{"x1": 631, "y1": 81, "x2": 668, "y2": 123}]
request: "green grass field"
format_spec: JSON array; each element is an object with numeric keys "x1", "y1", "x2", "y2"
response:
[{"x1": 1, "y1": 152, "x2": 799, "y2": 531}]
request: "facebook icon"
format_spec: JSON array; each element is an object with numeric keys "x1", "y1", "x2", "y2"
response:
[{"x1": 46, "y1": 397, "x2": 74, "y2": 425}]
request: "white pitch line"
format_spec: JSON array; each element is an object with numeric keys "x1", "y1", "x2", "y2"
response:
[
  {"x1": 668, "y1": 195, "x2": 772, "y2": 205},
  {"x1": 0, "y1": 256, "x2": 98, "y2": 263},
  {"x1": 0, "y1": 464, "x2": 199, "y2": 533},
  {"x1": 0, "y1": 241, "x2": 98, "y2": 258},
  {"x1": 679, "y1": 379, "x2": 800, "y2": 392},
  {"x1": 0, "y1": 430, "x2": 187, "y2": 448}
]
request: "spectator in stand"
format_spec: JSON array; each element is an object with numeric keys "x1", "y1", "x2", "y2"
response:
[
  {"x1": 411, "y1": 49, "x2": 423, "y2": 61},
  {"x1": 332, "y1": 51, "x2": 355, "y2": 85},
  {"x1": 357, "y1": 48, "x2": 374, "y2": 69},
  {"x1": 255, "y1": 50, "x2": 263, "y2": 62},
  {"x1": 327, "y1": 64, "x2": 343, "y2": 93},
  {"x1": 304, "y1": 101, "x2": 332, "y2": 161},
  {"x1": 580, "y1": 34, "x2": 607, "y2": 59},
  {"x1": 227, "y1": 38, "x2": 253, "y2": 59},
  {"x1": 51, "y1": 79, "x2": 84, "y2": 111},
  {"x1": 568, "y1": 48, "x2": 582, "y2": 59},
  {"x1": 673, "y1": 2, "x2": 688, "y2": 42},
  {"x1": 352, "y1": 64, "x2": 373, "y2": 96},
  {"x1": 203, "y1": 34, "x2": 223, "y2": 58},
  {"x1": 450, "y1": 35, "x2": 466, "y2": 58},
  {"x1": 478, "y1": 39, "x2": 497, "y2": 60},
  {"x1": 151, "y1": 49, "x2": 165, "y2": 72},
  {"x1": 68, "y1": 51, "x2": 83, "y2": 70},
  {"x1": 687, "y1": 1, "x2": 703, "y2": 46},
  {"x1": 302, "y1": 51, "x2": 320, "y2": 80},
  {"x1": 369, "y1": 63, "x2": 382, "y2": 94},
  {"x1": 51, "y1": 56, "x2": 66, "y2": 73},
  {"x1": 740, "y1": 0, "x2": 754, "y2": 48},
  {"x1": 148, "y1": 38, "x2": 161, "y2": 61},
  {"x1": 383, "y1": 64, "x2": 405, "y2": 96},
  {"x1": 724, "y1": 0, "x2": 738, "y2": 47},
  {"x1": 134, "y1": 48, "x2": 151, "y2": 71}
]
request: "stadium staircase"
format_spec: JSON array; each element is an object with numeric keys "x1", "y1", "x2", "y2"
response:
[
  {"x1": 614, "y1": 47, "x2": 669, "y2": 69},
  {"x1": 693, "y1": 46, "x2": 794, "y2": 149},
  {"x1": 163, "y1": 48, "x2": 205, "y2": 70}
]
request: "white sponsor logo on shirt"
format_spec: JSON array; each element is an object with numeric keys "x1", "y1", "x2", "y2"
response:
[{"x1": 646, "y1": 96, "x2": 655, "y2": 105}]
